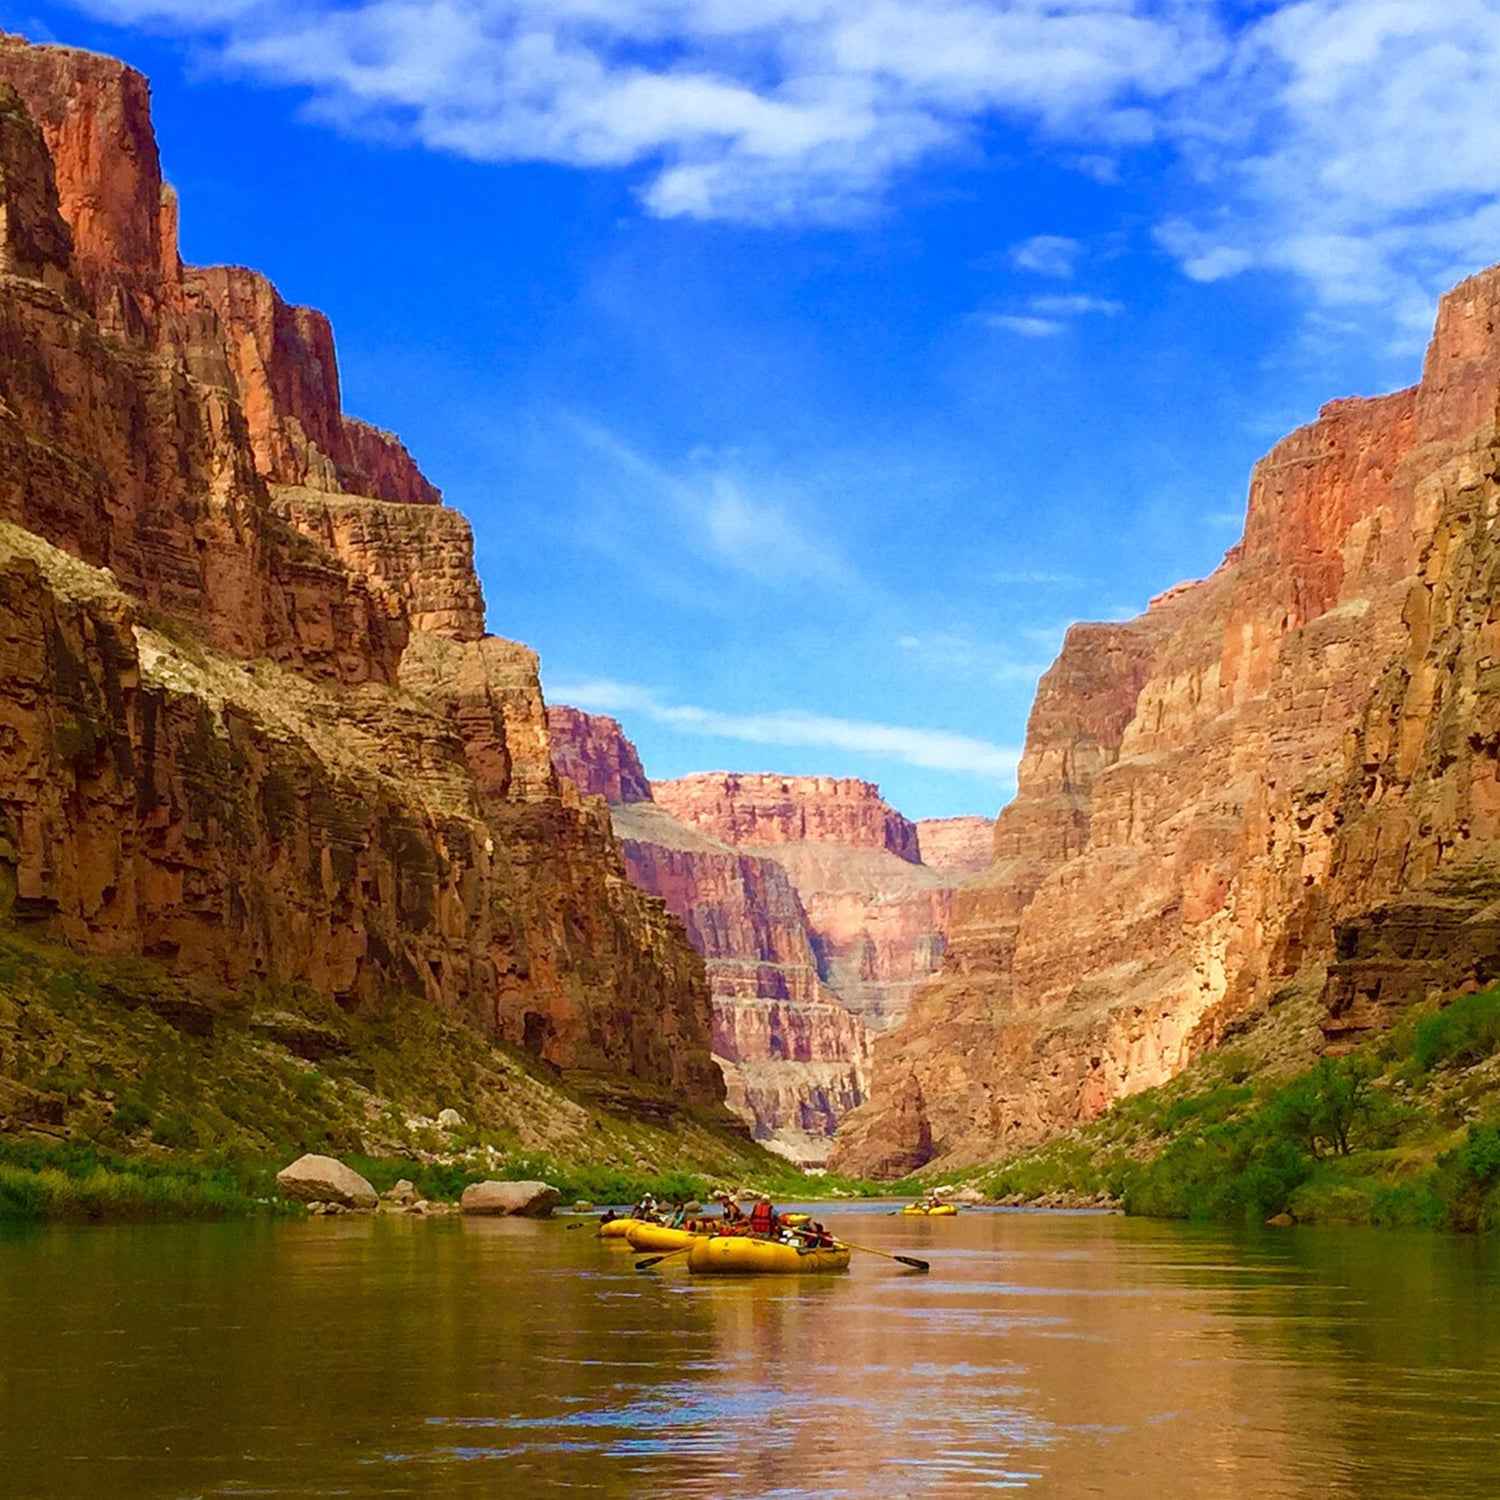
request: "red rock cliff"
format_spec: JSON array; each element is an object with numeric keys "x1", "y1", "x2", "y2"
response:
[
  {"x1": 653, "y1": 773, "x2": 922, "y2": 861},
  {"x1": 0, "y1": 39, "x2": 722, "y2": 1108},
  {"x1": 833, "y1": 263, "x2": 1500, "y2": 1175},
  {"x1": 548, "y1": 705, "x2": 653, "y2": 805},
  {"x1": 916, "y1": 817, "x2": 995, "y2": 877}
]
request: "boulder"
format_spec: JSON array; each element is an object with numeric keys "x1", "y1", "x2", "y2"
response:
[
  {"x1": 275, "y1": 1153, "x2": 378, "y2": 1209},
  {"x1": 436, "y1": 1108, "x2": 465, "y2": 1129},
  {"x1": 383, "y1": 1178, "x2": 417, "y2": 1206},
  {"x1": 459, "y1": 1180, "x2": 561, "y2": 1217}
]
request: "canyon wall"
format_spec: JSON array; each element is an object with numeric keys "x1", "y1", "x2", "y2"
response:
[
  {"x1": 652, "y1": 773, "x2": 975, "y2": 1034},
  {"x1": 0, "y1": 38, "x2": 722, "y2": 1108},
  {"x1": 549, "y1": 713, "x2": 993, "y2": 1161},
  {"x1": 833, "y1": 264, "x2": 1500, "y2": 1176}
]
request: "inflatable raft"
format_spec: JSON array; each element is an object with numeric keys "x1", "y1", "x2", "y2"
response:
[
  {"x1": 624, "y1": 1222, "x2": 702, "y2": 1253},
  {"x1": 597, "y1": 1217, "x2": 651, "y2": 1240},
  {"x1": 686, "y1": 1235, "x2": 851, "y2": 1275},
  {"x1": 900, "y1": 1204, "x2": 958, "y2": 1216}
]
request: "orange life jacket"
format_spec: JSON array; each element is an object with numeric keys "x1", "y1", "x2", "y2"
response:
[{"x1": 749, "y1": 1201, "x2": 775, "y2": 1235}]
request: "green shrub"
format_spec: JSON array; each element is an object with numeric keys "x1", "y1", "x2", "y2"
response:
[
  {"x1": 1433, "y1": 1123, "x2": 1500, "y2": 1232},
  {"x1": 1413, "y1": 989, "x2": 1500, "y2": 1072}
]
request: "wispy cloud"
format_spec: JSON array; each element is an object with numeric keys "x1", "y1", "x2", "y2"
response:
[
  {"x1": 562, "y1": 413, "x2": 852, "y2": 590},
  {"x1": 548, "y1": 677, "x2": 1021, "y2": 779},
  {"x1": 897, "y1": 630, "x2": 1048, "y2": 687},
  {"x1": 1010, "y1": 234, "x2": 1083, "y2": 278},
  {"x1": 1028, "y1": 293, "x2": 1122, "y2": 317},
  {"x1": 989, "y1": 567, "x2": 1095, "y2": 587},
  {"x1": 978, "y1": 290, "x2": 1122, "y2": 337},
  {"x1": 981, "y1": 312, "x2": 1065, "y2": 338}
]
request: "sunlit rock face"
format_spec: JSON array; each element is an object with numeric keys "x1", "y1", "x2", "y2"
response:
[
  {"x1": 833, "y1": 264, "x2": 1500, "y2": 1176},
  {"x1": 0, "y1": 37, "x2": 723, "y2": 1109},
  {"x1": 916, "y1": 817, "x2": 995, "y2": 877},
  {"x1": 547, "y1": 707, "x2": 652, "y2": 805},
  {"x1": 548, "y1": 712, "x2": 992, "y2": 1163}
]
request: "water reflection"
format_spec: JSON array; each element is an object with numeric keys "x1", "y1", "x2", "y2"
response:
[{"x1": 0, "y1": 1210, "x2": 1497, "y2": 1496}]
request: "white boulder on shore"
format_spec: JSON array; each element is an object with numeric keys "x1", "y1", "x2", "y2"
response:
[
  {"x1": 275, "y1": 1154, "x2": 378, "y2": 1209},
  {"x1": 459, "y1": 1180, "x2": 561, "y2": 1217}
]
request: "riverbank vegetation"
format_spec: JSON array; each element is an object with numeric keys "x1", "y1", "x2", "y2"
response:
[
  {"x1": 0, "y1": 927, "x2": 833, "y2": 1222},
  {"x1": 961, "y1": 981, "x2": 1500, "y2": 1231}
]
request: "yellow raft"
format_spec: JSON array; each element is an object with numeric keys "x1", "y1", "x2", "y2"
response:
[
  {"x1": 900, "y1": 1204, "x2": 959, "y2": 1216},
  {"x1": 686, "y1": 1235, "x2": 851, "y2": 1275},
  {"x1": 597, "y1": 1217, "x2": 651, "y2": 1240},
  {"x1": 624, "y1": 1222, "x2": 702, "y2": 1252}
]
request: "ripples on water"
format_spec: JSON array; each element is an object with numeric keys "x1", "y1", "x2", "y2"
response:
[{"x1": 2, "y1": 1209, "x2": 1498, "y2": 1496}]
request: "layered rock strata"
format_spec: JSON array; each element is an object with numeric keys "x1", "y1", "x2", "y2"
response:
[
  {"x1": 549, "y1": 713, "x2": 992, "y2": 1160},
  {"x1": 652, "y1": 773, "x2": 978, "y2": 1035},
  {"x1": 916, "y1": 817, "x2": 996, "y2": 877},
  {"x1": 833, "y1": 263, "x2": 1500, "y2": 1175},
  {"x1": 0, "y1": 39, "x2": 722, "y2": 1108}
]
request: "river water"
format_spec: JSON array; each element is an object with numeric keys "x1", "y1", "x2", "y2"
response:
[{"x1": 2, "y1": 1206, "x2": 1497, "y2": 1497}]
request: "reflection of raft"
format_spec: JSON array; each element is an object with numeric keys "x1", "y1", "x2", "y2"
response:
[
  {"x1": 900, "y1": 1204, "x2": 959, "y2": 1216},
  {"x1": 686, "y1": 1235, "x2": 851, "y2": 1275},
  {"x1": 597, "y1": 1217, "x2": 651, "y2": 1240},
  {"x1": 624, "y1": 1223, "x2": 702, "y2": 1252}
]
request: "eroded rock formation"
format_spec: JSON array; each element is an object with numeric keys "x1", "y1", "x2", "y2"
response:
[
  {"x1": 548, "y1": 711, "x2": 991, "y2": 1161},
  {"x1": 0, "y1": 37, "x2": 722, "y2": 1108},
  {"x1": 833, "y1": 263, "x2": 1500, "y2": 1175}
]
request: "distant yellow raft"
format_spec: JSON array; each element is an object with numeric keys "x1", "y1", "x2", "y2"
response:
[
  {"x1": 686, "y1": 1235, "x2": 851, "y2": 1275},
  {"x1": 597, "y1": 1217, "x2": 651, "y2": 1240},
  {"x1": 624, "y1": 1222, "x2": 702, "y2": 1252},
  {"x1": 900, "y1": 1204, "x2": 959, "y2": 1216}
]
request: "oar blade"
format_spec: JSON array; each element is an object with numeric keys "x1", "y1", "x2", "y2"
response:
[{"x1": 894, "y1": 1254, "x2": 930, "y2": 1273}]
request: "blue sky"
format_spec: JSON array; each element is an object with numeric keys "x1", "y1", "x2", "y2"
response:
[{"x1": 4, "y1": 2, "x2": 1495, "y2": 819}]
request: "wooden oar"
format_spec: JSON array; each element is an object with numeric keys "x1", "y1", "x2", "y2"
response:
[
  {"x1": 634, "y1": 1244, "x2": 697, "y2": 1271},
  {"x1": 834, "y1": 1238, "x2": 930, "y2": 1273}
]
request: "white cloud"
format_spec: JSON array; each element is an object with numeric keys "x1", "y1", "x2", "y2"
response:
[
  {"x1": 67, "y1": 0, "x2": 1225, "y2": 224},
  {"x1": 57, "y1": 0, "x2": 1500, "y2": 334},
  {"x1": 981, "y1": 313, "x2": 1064, "y2": 338},
  {"x1": 1028, "y1": 293, "x2": 1122, "y2": 316},
  {"x1": 548, "y1": 677, "x2": 1021, "y2": 778},
  {"x1": 1010, "y1": 233, "x2": 1083, "y2": 277},
  {"x1": 978, "y1": 289, "x2": 1122, "y2": 335}
]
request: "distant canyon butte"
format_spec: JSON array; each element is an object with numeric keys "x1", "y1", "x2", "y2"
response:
[{"x1": 4, "y1": 34, "x2": 1500, "y2": 1177}]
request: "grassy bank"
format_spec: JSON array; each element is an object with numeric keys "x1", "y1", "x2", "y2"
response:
[
  {"x1": 955, "y1": 981, "x2": 1500, "y2": 1231},
  {"x1": 0, "y1": 927, "x2": 836, "y2": 1222}
]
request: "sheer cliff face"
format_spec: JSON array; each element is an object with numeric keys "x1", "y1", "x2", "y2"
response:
[
  {"x1": 0, "y1": 40, "x2": 722, "y2": 1107},
  {"x1": 653, "y1": 773, "x2": 923, "y2": 862},
  {"x1": 832, "y1": 264, "x2": 1500, "y2": 1176},
  {"x1": 650, "y1": 774, "x2": 969, "y2": 1034},
  {"x1": 547, "y1": 710, "x2": 995, "y2": 1160},
  {"x1": 547, "y1": 710, "x2": 872, "y2": 1161},
  {"x1": 547, "y1": 707, "x2": 652, "y2": 805}
]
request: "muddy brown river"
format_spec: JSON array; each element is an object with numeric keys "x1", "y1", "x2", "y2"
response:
[{"x1": 2, "y1": 1206, "x2": 1497, "y2": 1496}]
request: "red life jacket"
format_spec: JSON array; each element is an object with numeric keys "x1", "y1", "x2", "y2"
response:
[{"x1": 749, "y1": 1201, "x2": 775, "y2": 1235}]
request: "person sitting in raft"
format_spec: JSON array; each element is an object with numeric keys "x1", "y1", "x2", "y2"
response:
[
  {"x1": 633, "y1": 1193, "x2": 658, "y2": 1222},
  {"x1": 801, "y1": 1220, "x2": 834, "y2": 1248},
  {"x1": 714, "y1": 1191, "x2": 745, "y2": 1228},
  {"x1": 600, "y1": 1208, "x2": 617, "y2": 1225},
  {"x1": 749, "y1": 1196, "x2": 779, "y2": 1237}
]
